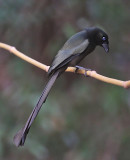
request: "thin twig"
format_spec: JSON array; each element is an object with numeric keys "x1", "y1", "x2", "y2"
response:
[{"x1": 0, "y1": 42, "x2": 130, "y2": 88}]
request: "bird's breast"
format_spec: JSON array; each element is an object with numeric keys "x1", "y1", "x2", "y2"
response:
[{"x1": 69, "y1": 44, "x2": 96, "y2": 66}]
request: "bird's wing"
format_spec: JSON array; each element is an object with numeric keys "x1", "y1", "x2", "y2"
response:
[{"x1": 48, "y1": 30, "x2": 89, "y2": 75}]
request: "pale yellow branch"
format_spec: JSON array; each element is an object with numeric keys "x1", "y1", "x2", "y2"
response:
[{"x1": 0, "y1": 42, "x2": 129, "y2": 89}]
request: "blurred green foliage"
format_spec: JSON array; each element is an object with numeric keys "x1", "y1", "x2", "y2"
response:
[{"x1": 0, "y1": 0, "x2": 130, "y2": 159}]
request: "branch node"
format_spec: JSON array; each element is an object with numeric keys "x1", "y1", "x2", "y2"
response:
[
  {"x1": 123, "y1": 81, "x2": 130, "y2": 89},
  {"x1": 10, "y1": 46, "x2": 16, "y2": 53},
  {"x1": 45, "y1": 66, "x2": 49, "y2": 72}
]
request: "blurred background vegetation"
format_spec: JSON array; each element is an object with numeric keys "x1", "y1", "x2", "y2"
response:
[{"x1": 0, "y1": 0, "x2": 130, "y2": 159}]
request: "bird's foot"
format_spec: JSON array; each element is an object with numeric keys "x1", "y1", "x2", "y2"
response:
[{"x1": 75, "y1": 65, "x2": 92, "y2": 77}]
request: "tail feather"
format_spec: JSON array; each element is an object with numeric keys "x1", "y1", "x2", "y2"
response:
[{"x1": 13, "y1": 71, "x2": 60, "y2": 147}]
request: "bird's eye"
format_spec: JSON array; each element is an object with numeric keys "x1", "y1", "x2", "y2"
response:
[{"x1": 102, "y1": 36, "x2": 106, "y2": 41}]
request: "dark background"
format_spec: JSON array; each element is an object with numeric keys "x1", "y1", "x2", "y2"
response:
[{"x1": 0, "y1": 0, "x2": 130, "y2": 160}]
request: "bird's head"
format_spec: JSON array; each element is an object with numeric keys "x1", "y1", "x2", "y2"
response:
[{"x1": 87, "y1": 27, "x2": 109, "y2": 53}]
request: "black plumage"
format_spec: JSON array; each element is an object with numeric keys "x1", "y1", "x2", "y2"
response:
[{"x1": 13, "y1": 27, "x2": 109, "y2": 147}]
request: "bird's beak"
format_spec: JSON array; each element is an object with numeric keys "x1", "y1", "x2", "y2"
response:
[{"x1": 102, "y1": 43, "x2": 109, "y2": 53}]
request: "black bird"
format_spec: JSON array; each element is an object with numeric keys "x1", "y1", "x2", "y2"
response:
[{"x1": 13, "y1": 27, "x2": 109, "y2": 147}]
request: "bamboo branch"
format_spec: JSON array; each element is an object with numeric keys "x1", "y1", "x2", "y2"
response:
[{"x1": 0, "y1": 42, "x2": 129, "y2": 89}]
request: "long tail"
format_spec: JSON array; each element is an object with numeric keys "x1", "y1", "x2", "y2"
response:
[{"x1": 13, "y1": 71, "x2": 60, "y2": 147}]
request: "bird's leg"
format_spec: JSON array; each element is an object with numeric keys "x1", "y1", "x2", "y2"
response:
[{"x1": 75, "y1": 65, "x2": 92, "y2": 77}]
